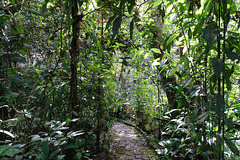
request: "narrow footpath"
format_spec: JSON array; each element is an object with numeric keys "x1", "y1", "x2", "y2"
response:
[{"x1": 109, "y1": 122, "x2": 158, "y2": 160}]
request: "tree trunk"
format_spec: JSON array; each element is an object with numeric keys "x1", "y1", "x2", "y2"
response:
[
  {"x1": 160, "y1": 74, "x2": 178, "y2": 109},
  {"x1": 70, "y1": 0, "x2": 79, "y2": 116},
  {"x1": 66, "y1": 1, "x2": 81, "y2": 158}
]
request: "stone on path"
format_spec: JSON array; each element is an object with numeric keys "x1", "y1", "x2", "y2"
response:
[{"x1": 109, "y1": 122, "x2": 158, "y2": 160}]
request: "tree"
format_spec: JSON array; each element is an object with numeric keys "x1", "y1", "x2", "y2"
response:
[{"x1": 69, "y1": 0, "x2": 82, "y2": 117}]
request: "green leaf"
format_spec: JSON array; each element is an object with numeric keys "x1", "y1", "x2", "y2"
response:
[
  {"x1": 9, "y1": 92, "x2": 19, "y2": 98},
  {"x1": 224, "y1": 137, "x2": 240, "y2": 156},
  {"x1": 31, "y1": 135, "x2": 41, "y2": 142},
  {"x1": 76, "y1": 152, "x2": 82, "y2": 159},
  {"x1": 0, "y1": 145, "x2": 8, "y2": 156},
  {"x1": 115, "y1": 42, "x2": 126, "y2": 47},
  {"x1": 189, "y1": 86, "x2": 201, "y2": 98},
  {"x1": 130, "y1": 19, "x2": 134, "y2": 40},
  {"x1": 225, "y1": 48, "x2": 239, "y2": 61},
  {"x1": 152, "y1": 58, "x2": 160, "y2": 66},
  {"x1": 65, "y1": 119, "x2": 72, "y2": 124},
  {"x1": 191, "y1": 109, "x2": 199, "y2": 122},
  {"x1": 167, "y1": 33, "x2": 179, "y2": 45},
  {"x1": 182, "y1": 78, "x2": 192, "y2": 88},
  {"x1": 9, "y1": 74, "x2": 20, "y2": 83},
  {"x1": 78, "y1": 139, "x2": 86, "y2": 146},
  {"x1": 15, "y1": 25, "x2": 23, "y2": 33},
  {"x1": 212, "y1": 95, "x2": 224, "y2": 117},
  {"x1": 222, "y1": 0, "x2": 230, "y2": 25},
  {"x1": 42, "y1": 141, "x2": 49, "y2": 159},
  {"x1": 203, "y1": 0, "x2": 213, "y2": 16},
  {"x1": 105, "y1": 14, "x2": 117, "y2": 31},
  {"x1": 0, "y1": 15, "x2": 11, "y2": 23},
  {"x1": 27, "y1": 9, "x2": 43, "y2": 16},
  {"x1": 160, "y1": 59, "x2": 167, "y2": 67},
  {"x1": 64, "y1": 143, "x2": 76, "y2": 150},
  {"x1": 198, "y1": 111, "x2": 213, "y2": 123},
  {"x1": 151, "y1": 48, "x2": 161, "y2": 54},
  {"x1": 183, "y1": 21, "x2": 194, "y2": 28},
  {"x1": 57, "y1": 155, "x2": 65, "y2": 160},
  {"x1": 216, "y1": 134, "x2": 224, "y2": 152},
  {"x1": 178, "y1": 2, "x2": 191, "y2": 13},
  {"x1": 203, "y1": 150, "x2": 214, "y2": 159},
  {"x1": 178, "y1": 85, "x2": 182, "y2": 93},
  {"x1": 168, "y1": 66, "x2": 178, "y2": 77},
  {"x1": 0, "y1": 145, "x2": 22, "y2": 157},
  {"x1": 49, "y1": 149, "x2": 60, "y2": 160},
  {"x1": 177, "y1": 97, "x2": 188, "y2": 108},
  {"x1": 112, "y1": 15, "x2": 122, "y2": 39},
  {"x1": 153, "y1": 0, "x2": 163, "y2": 8},
  {"x1": 193, "y1": 18, "x2": 205, "y2": 36},
  {"x1": 97, "y1": 41, "x2": 103, "y2": 54},
  {"x1": 19, "y1": 48, "x2": 26, "y2": 55},
  {"x1": 11, "y1": 0, "x2": 16, "y2": 5},
  {"x1": 213, "y1": 59, "x2": 223, "y2": 79},
  {"x1": 225, "y1": 117, "x2": 234, "y2": 130},
  {"x1": 203, "y1": 25, "x2": 214, "y2": 45},
  {"x1": 67, "y1": 130, "x2": 84, "y2": 139},
  {"x1": 7, "y1": 68, "x2": 17, "y2": 75},
  {"x1": 224, "y1": 67, "x2": 232, "y2": 91},
  {"x1": 216, "y1": 94, "x2": 225, "y2": 111},
  {"x1": 12, "y1": 56, "x2": 26, "y2": 63},
  {"x1": 42, "y1": 0, "x2": 49, "y2": 12},
  {"x1": 24, "y1": 43, "x2": 33, "y2": 49},
  {"x1": 0, "y1": 130, "x2": 14, "y2": 138},
  {"x1": 91, "y1": 31, "x2": 98, "y2": 44}
]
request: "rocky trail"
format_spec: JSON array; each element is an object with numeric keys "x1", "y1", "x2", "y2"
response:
[{"x1": 108, "y1": 122, "x2": 158, "y2": 160}]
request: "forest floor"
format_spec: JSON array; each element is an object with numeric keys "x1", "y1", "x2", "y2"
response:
[{"x1": 108, "y1": 122, "x2": 158, "y2": 160}]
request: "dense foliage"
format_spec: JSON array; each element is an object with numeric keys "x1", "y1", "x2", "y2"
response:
[{"x1": 0, "y1": 0, "x2": 239, "y2": 159}]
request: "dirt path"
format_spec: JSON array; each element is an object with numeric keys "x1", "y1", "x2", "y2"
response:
[{"x1": 109, "y1": 122, "x2": 158, "y2": 160}]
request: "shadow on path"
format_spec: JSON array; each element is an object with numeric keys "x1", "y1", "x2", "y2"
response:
[{"x1": 109, "y1": 122, "x2": 158, "y2": 160}]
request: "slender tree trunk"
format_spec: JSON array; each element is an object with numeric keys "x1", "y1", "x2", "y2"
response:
[
  {"x1": 66, "y1": 1, "x2": 81, "y2": 158},
  {"x1": 70, "y1": 0, "x2": 79, "y2": 116}
]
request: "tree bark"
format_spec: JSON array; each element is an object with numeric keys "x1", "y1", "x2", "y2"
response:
[
  {"x1": 66, "y1": 1, "x2": 81, "y2": 158},
  {"x1": 70, "y1": 0, "x2": 80, "y2": 116}
]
